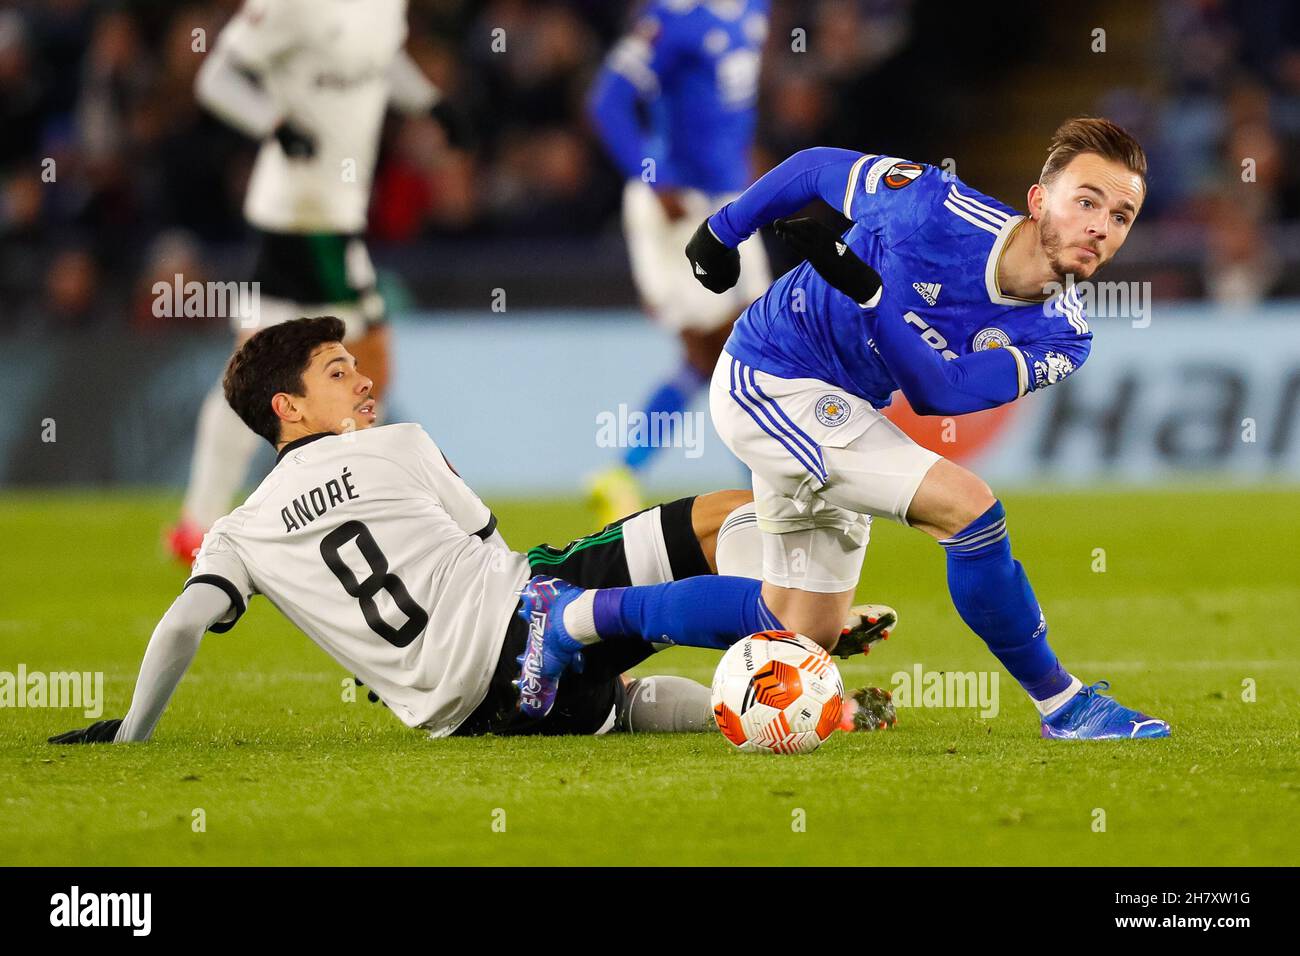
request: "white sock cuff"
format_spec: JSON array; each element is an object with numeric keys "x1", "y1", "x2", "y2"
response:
[
  {"x1": 560, "y1": 590, "x2": 601, "y2": 645},
  {"x1": 1035, "y1": 675, "x2": 1084, "y2": 716}
]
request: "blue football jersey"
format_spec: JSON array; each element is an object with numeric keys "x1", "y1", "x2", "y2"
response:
[
  {"x1": 722, "y1": 152, "x2": 1093, "y2": 409},
  {"x1": 593, "y1": 0, "x2": 770, "y2": 193}
]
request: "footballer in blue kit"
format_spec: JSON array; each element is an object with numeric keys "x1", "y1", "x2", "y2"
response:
[
  {"x1": 678, "y1": 116, "x2": 1171, "y2": 740},
  {"x1": 585, "y1": 0, "x2": 773, "y2": 523},
  {"x1": 511, "y1": 119, "x2": 1169, "y2": 741}
]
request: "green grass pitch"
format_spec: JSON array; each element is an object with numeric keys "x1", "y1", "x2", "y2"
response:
[{"x1": 1, "y1": 487, "x2": 1297, "y2": 866}]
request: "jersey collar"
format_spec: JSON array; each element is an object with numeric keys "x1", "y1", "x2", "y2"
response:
[
  {"x1": 984, "y1": 215, "x2": 1051, "y2": 306},
  {"x1": 275, "y1": 432, "x2": 334, "y2": 465}
]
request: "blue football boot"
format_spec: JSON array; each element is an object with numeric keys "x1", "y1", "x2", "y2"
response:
[
  {"x1": 513, "y1": 576, "x2": 587, "y2": 720},
  {"x1": 1041, "y1": 680, "x2": 1171, "y2": 739}
]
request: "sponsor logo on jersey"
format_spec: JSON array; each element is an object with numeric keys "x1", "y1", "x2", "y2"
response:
[
  {"x1": 913, "y1": 281, "x2": 942, "y2": 305},
  {"x1": 973, "y1": 327, "x2": 1012, "y2": 350},
  {"x1": 815, "y1": 394, "x2": 851, "y2": 427},
  {"x1": 863, "y1": 155, "x2": 905, "y2": 194},
  {"x1": 1033, "y1": 351, "x2": 1076, "y2": 388},
  {"x1": 883, "y1": 162, "x2": 924, "y2": 189}
]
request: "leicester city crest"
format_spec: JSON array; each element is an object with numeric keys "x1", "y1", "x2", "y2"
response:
[
  {"x1": 973, "y1": 327, "x2": 1012, "y2": 351},
  {"x1": 815, "y1": 394, "x2": 850, "y2": 427}
]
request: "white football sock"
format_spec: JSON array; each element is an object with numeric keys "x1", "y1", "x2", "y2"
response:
[
  {"x1": 618, "y1": 676, "x2": 713, "y2": 732},
  {"x1": 714, "y1": 502, "x2": 761, "y2": 579},
  {"x1": 1034, "y1": 675, "x2": 1084, "y2": 716},
  {"x1": 180, "y1": 381, "x2": 262, "y2": 528},
  {"x1": 560, "y1": 590, "x2": 602, "y2": 645}
]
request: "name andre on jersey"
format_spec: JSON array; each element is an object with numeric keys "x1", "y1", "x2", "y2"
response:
[{"x1": 280, "y1": 467, "x2": 361, "y2": 533}]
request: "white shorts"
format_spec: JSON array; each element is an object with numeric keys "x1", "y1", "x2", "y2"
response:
[
  {"x1": 709, "y1": 351, "x2": 942, "y2": 592},
  {"x1": 622, "y1": 180, "x2": 771, "y2": 332}
]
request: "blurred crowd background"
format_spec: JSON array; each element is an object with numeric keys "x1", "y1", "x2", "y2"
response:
[{"x1": 2, "y1": 0, "x2": 1299, "y2": 334}]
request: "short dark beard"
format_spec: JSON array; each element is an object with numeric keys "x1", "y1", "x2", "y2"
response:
[
  {"x1": 1039, "y1": 208, "x2": 1104, "y2": 286},
  {"x1": 1038, "y1": 208, "x2": 1070, "y2": 282}
]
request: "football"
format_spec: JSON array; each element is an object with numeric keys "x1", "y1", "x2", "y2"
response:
[{"x1": 711, "y1": 631, "x2": 845, "y2": 755}]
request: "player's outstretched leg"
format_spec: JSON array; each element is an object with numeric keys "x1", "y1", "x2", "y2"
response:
[
  {"x1": 906, "y1": 460, "x2": 1169, "y2": 738},
  {"x1": 514, "y1": 572, "x2": 780, "y2": 718}
]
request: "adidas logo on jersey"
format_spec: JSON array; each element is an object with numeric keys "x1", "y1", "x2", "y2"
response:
[
  {"x1": 694, "y1": 261, "x2": 707, "y2": 276},
  {"x1": 913, "y1": 281, "x2": 941, "y2": 305},
  {"x1": 835, "y1": 242, "x2": 847, "y2": 256}
]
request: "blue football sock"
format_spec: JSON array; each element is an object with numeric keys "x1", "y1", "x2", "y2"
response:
[
  {"x1": 941, "y1": 501, "x2": 1073, "y2": 701},
  {"x1": 623, "y1": 362, "x2": 708, "y2": 472},
  {"x1": 592, "y1": 576, "x2": 781, "y2": 650}
]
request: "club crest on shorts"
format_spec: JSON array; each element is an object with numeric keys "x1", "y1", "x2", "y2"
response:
[
  {"x1": 815, "y1": 394, "x2": 850, "y2": 427},
  {"x1": 883, "y1": 162, "x2": 924, "y2": 189},
  {"x1": 973, "y1": 327, "x2": 1012, "y2": 350}
]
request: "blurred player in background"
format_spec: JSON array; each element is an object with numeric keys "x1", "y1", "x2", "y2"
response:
[
  {"x1": 584, "y1": 0, "x2": 773, "y2": 525},
  {"x1": 167, "y1": 0, "x2": 464, "y2": 562}
]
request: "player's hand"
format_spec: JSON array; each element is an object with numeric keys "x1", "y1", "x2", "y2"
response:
[
  {"x1": 273, "y1": 119, "x2": 317, "y2": 160},
  {"x1": 48, "y1": 718, "x2": 123, "y2": 744},
  {"x1": 773, "y1": 217, "x2": 883, "y2": 306},
  {"x1": 685, "y1": 219, "x2": 740, "y2": 293}
]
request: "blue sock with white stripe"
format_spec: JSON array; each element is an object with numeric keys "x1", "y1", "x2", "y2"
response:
[
  {"x1": 591, "y1": 577, "x2": 780, "y2": 651},
  {"x1": 941, "y1": 501, "x2": 1073, "y2": 701},
  {"x1": 623, "y1": 362, "x2": 708, "y2": 472}
]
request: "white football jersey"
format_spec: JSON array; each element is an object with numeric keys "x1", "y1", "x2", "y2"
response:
[
  {"x1": 185, "y1": 424, "x2": 530, "y2": 736},
  {"x1": 216, "y1": 0, "x2": 410, "y2": 232}
]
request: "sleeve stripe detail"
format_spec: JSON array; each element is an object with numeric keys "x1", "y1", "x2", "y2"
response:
[
  {"x1": 1055, "y1": 286, "x2": 1090, "y2": 334},
  {"x1": 474, "y1": 513, "x2": 498, "y2": 541},
  {"x1": 842, "y1": 154, "x2": 872, "y2": 218},
  {"x1": 944, "y1": 199, "x2": 1002, "y2": 235},
  {"x1": 184, "y1": 574, "x2": 246, "y2": 633},
  {"x1": 1006, "y1": 346, "x2": 1030, "y2": 397},
  {"x1": 947, "y1": 185, "x2": 1010, "y2": 223}
]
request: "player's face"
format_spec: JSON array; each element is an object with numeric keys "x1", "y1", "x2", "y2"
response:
[
  {"x1": 1034, "y1": 152, "x2": 1143, "y2": 282},
  {"x1": 290, "y1": 342, "x2": 377, "y2": 435}
]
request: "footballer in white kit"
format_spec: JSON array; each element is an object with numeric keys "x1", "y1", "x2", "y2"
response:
[
  {"x1": 53, "y1": 318, "x2": 891, "y2": 745},
  {"x1": 168, "y1": 0, "x2": 464, "y2": 563}
]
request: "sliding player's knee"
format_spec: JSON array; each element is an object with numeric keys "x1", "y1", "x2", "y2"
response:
[{"x1": 618, "y1": 675, "x2": 713, "y2": 733}]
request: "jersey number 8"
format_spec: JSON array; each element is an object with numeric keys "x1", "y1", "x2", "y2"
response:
[{"x1": 320, "y1": 520, "x2": 429, "y2": 648}]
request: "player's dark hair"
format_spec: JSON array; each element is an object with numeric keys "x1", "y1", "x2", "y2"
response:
[
  {"x1": 1040, "y1": 117, "x2": 1147, "y2": 189},
  {"x1": 223, "y1": 316, "x2": 347, "y2": 447}
]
